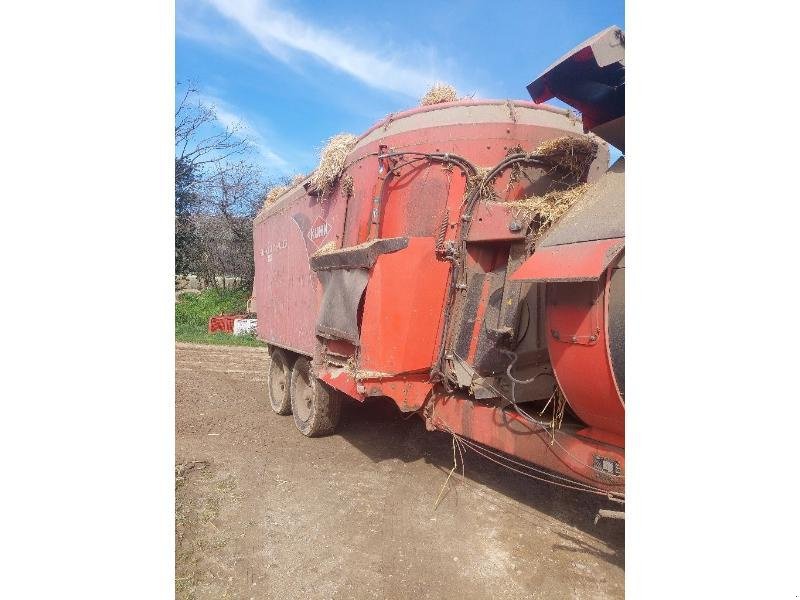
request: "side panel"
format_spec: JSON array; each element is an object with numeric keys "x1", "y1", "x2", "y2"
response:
[
  {"x1": 253, "y1": 192, "x2": 347, "y2": 355},
  {"x1": 359, "y1": 237, "x2": 450, "y2": 374}
]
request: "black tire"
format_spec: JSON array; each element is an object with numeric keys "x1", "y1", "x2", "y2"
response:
[
  {"x1": 267, "y1": 347, "x2": 292, "y2": 415},
  {"x1": 289, "y1": 356, "x2": 342, "y2": 437}
]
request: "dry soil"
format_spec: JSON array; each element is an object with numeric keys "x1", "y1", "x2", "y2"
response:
[{"x1": 175, "y1": 342, "x2": 624, "y2": 600}]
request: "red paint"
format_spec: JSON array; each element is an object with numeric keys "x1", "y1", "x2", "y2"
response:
[
  {"x1": 208, "y1": 315, "x2": 246, "y2": 334},
  {"x1": 576, "y1": 427, "x2": 624, "y2": 448},
  {"x1": 511, "y1": 238, "x2": 624, "y2": 282},
  {"x1": 253, "y1": 192, "x2": 346, "y2": 354},
  {"x1": 429, "y1": 393, "x2": 624, "y2": 493},
  {"x1": 546, "y1": 276, "x2": 624, "y2": 436},
  {"x1": 359, "y1": 238, "x2": 451, "y2": 374},
  {"x1": 467, "y1": 203, "x2": 528, "y2": 242},
  {"x1": 253, "y1": 100, "x2": 624, "y2": 495},
  {"x1": 319, "y1": 368, "x2": 364, "y2": 402}
]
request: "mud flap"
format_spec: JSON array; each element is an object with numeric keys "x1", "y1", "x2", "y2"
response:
[{"x1": 314, "y1": 269, "x2": 370, "y2": 345}]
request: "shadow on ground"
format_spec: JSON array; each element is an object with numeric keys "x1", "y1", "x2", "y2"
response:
[{"x1": 336, "y1": 396, "x2": 625, "y2": 570}]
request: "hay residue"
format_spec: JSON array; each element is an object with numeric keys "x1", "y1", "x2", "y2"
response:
[
  {"x1": 313, "y1": 240, "x2": 337, "y2": 255},
  {"x1": 341, "y1": 174, "x2": 354, "y2": 198},
  {"x1": 290, "y1": 173, "x2": 307, "y2": 187},
  {"x1": 468, "y1": 166, "x2": 491, "y2": 189},
  {"x1": 263, "y1": 184, "x2": 289, "y2": 207},
  {"x1": 420, "y1": 83, "x2": 458, "y2": 106},
  {"x1": 534, "y1": 136, "x2": 598, "y2": 180},
  {"x1": 504, "y1": 145, "x2": 526, "y2": 192},
  {"x1": 309, "y1": 133, "x2": 358, "y2": 195},
  {"x1": 262, "y1": 173, "x2": 308, "y2": 208},
  {"x1": 510, "y1": 184, "x2": 589, "y2": 242},
  {"x1": 466, "y1": 166, "x2": 496, "y2": 201}
]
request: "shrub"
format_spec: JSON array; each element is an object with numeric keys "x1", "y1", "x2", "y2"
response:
[{"x1": 175, "y1": 287, "x2": 250, "y2": 328}]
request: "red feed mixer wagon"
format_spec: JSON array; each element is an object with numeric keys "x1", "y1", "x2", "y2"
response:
[{"x1": 253, "y1": 27, "x2": 625, "y2": 502}]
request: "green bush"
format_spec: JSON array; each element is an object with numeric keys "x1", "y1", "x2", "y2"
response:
[
  {"x1": 175, "y1": 288, "x2": 264, "y2": 347},
  {"x1": 175, "y1": 287, "x2": 251, "y2": 328}
]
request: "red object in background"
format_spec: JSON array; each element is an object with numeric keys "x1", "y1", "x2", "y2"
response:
[{"x1": 208, "y1": 314, "x2": 247, "y2": 334}]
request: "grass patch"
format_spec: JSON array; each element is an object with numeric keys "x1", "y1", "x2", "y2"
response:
[
  {"x1": 175, "y1": 324, "x2": 265, "y2": 347},
  {"x1": 175, "y1": 287, "x2": 250, "y2": 327},
  {"x1": 175, "y1": 287, "x2": 265, "y2": 347}
]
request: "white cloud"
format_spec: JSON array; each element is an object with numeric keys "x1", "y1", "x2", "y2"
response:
[
  {"x1": 201, "y1": 0, "x2": 443, "y2": 97},
  {"x1": 200, "y1": 94, "x2": 288, "y2": 170}
]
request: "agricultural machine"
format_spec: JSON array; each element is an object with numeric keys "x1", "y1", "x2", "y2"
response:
[{"x1": 252, "y1": 27, "x2": 625, "y2": 502}]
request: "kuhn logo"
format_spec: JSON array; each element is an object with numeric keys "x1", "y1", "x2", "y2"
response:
[
  {"x1": 291, "y1": 212, "x2": 333, "y2": 256},
  {"x1": 307, "y1": 217, "x2": 331, "y2": 243}
]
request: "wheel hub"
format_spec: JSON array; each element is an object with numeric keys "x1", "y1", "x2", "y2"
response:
[{"x1": 295, "y1": 373, "x2": 314, "y2": 422}]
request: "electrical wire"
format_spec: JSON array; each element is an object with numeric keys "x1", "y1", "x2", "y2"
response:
[
  {"x1": 499, "y1": 349, "x2": 624, "y2": 480},
  {"x1": 377, "y1": 150, "x2": 477, "y2": 179},
  {"x1": 453, "y1": 429, "x2": 614, "y2": 494},
  {"x1": 435, "y1": 422, "x2": 618, "y2": 497}
]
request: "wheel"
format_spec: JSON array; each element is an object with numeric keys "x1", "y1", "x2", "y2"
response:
[
  {"x1": 289, "y1": 356, "x2": 342, "y2": 437},
  {"x1": 267, "y1": 347, "x2": 292, "y2": 415}
]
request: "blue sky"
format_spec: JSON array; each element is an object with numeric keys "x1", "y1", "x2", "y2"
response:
[{"x1": 176, "y1": 0, "x2": 624, "y2": 177}]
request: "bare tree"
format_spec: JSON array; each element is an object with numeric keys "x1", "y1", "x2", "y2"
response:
[
  {"x1": 192, "y1": 162, "x2": 270, "y2": 286},
  {"x1": 175, "y1": 85, "x2": 252, "y2": 191},
  {"x1": 175, "y1": 84, "x2": 265, "y2": 284}
]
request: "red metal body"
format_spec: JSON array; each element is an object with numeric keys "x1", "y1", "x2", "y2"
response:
[
  {"x1": 512, "y1": 239, "x2": 625, "y2": 439},
  {"x1": 511, "y1": 238, "x2": 624, "y2": 283},
  {"x1": 253, "y1": 99, "x2": 624, "y2": 494},
  {"x1": 429, "y1": 394, "x2": 624, "y2": 493}
]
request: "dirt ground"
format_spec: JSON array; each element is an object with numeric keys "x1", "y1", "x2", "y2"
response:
[{"x1": 176, "y1": 342, "x2": 624, "y2": 600}]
